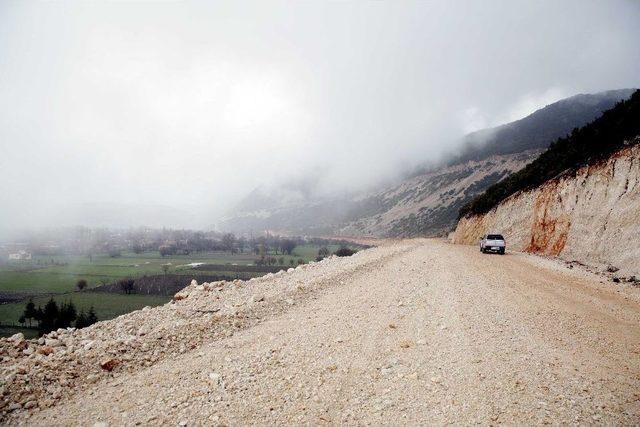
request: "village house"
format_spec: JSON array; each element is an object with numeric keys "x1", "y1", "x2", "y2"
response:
[{"x1": 8, "y1": 250, "x2": 31, "y2": 260}]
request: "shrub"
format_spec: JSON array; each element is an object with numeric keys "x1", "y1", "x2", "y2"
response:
[
  {"x1": 108, "y1": 248, "x2": 121, "y2": 258},
  {"x1": 87, "y1": 306, "x2": 98, "y2": 326},
  {"x1": 334, "y1": 246, "x2": 356, "y2": 257},
  {"x1": 76, "y1": 279, "x2": 88, "y2": 291},
  {"x1": 118, "y1": 278, "x2": 136, "y2": 294},
  {"x1": 317, "y1": 246, "x2": 330, "y2": 259},
  {"x1": 75, "y1": 306, "x2": 98, "y2": 329},
  {"x1": 159, "y1": 245, "x2": 176, "y2": 257},
  {"x1": 75, "y1": 311, "x2": 88, "y2": 328}
]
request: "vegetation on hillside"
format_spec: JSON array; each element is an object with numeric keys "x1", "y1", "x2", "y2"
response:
[
  {"x1": 334, "y1": 246, "x2": 357, "y2": 257},
  {"x1": 459, "y1": 90, "x2": 640, "y2": 218},
  {"x1": 450, "y1": 89, "x2": 636, "y2": 165}
]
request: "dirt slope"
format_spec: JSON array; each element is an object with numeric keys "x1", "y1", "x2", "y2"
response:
[
  {"x1": 453, "y1": 143, "x2": 640, "y2": 276},
  {"x1": 3, "y1": 240, "x2": 640, "y2": 425}
]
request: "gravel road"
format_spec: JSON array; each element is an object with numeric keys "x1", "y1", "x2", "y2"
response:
[{"x1": 10, "y1": 239, "x2": 640, "y2": 425}]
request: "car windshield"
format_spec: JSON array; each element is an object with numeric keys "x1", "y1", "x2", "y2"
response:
[{"x1": 487, "y1": 234, "x2": 504, "y2": 240}]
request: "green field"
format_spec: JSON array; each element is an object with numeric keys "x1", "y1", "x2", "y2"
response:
[
  {"x1": 0, "y1": 292, "x2": 169, "y2": 327},
  {"x1": 0, "y1": 246, "x2": 334, "y2": 294},
  {"x1": 0, "y1": 244, "x2": 347, "y2": 334}
]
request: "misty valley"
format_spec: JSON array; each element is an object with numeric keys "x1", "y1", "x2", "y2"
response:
[
  {"x1": 0, "y1": 229, "x2": 363, "y2": 338},
  {"x1": 1, "y1": 1, "x2": 639, "y2": 424}
]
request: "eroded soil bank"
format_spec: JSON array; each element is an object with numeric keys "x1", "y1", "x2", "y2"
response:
[{"x1": 453, "y1": 144, "x2": 640, "y2": 277}]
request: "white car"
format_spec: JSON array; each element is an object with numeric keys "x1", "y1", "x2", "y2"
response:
[{"x1": 480, "y1": 234, "x2": 506, "y2": 254}]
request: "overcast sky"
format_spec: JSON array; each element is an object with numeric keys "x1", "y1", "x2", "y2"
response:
[{"x1": 1, "y1": 0, "x2": 639, "y2": 233}]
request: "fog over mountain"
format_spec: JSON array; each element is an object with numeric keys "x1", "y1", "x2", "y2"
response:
[{"x1": 1, "y1": 1, "x2": 639, "y2": 235}]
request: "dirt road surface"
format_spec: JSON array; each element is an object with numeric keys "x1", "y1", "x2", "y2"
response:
[{"x1": 12, "y1": 239, "x2": 640, "y2": 425}]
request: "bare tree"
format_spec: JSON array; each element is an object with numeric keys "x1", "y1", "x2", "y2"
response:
[
  {"x1": 76, "y1": 279, "x2": 88, "y2": 291},
  {"x1": 221, "y1": 233, "x2": 236, "y2": 253},
  {"x1": 280, "y1": 239, "x2": 296, "y2": 255},
  {"x1": 118, "y1": 278, "x2": 135, "y2": 294},
  {"x1": 317, "y1": 246, "x2": 330, "y2": 260},
  {"x1": 237, "y1": 237, "x2": 247, "y2": 253}
]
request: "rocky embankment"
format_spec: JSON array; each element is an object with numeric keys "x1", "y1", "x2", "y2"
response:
[
  {"x1": 1, "y1": 240, "x2": 639, "y2": 424},
  {"x1": 0, "y1": 243, "x2": 415, "y2": 423},
  {"x1": 453, "y1": 142, "x2": 640, "y2": 277}
]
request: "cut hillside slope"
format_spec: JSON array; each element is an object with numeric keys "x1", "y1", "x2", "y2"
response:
[
  {"x1": 459, "y1": 89, "x2": 640, "y2": 218},
  {"x1": 453, "y1": 142, "x2": 640, "y2": 276},
  {"x1": 221, "y1": 89, "x2": 635, "y2": 237},
  {"x1": 453, "y1": 90, "x2": 640, "y2": 275}
]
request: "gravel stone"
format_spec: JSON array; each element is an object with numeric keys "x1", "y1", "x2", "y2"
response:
[{"x1": 1, "y1": 239, "x2": 638, "y2": 425}]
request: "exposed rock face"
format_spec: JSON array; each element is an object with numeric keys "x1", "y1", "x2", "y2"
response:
[
  {"x1": 453, "y1": 144, "x2": 640, "y2": 276},
  {"x1": 338, "y1": 151, "x2": 539, "y2": 237}
]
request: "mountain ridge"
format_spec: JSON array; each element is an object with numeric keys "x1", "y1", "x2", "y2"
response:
[
  {"x1": 221, "y1": 89, "x2": 636, "y2": 237},
  {"x1": 459, "y1": 89, "x2": 640, "y2": 218}
]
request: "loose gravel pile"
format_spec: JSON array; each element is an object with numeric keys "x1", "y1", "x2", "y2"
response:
[{"x1": 0, "y1": 241, "x2": 413, "y2": 423}]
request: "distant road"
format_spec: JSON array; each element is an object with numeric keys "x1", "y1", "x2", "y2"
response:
[{"x1": 17, "y1": 240, "x2": 640, "y2": 424}]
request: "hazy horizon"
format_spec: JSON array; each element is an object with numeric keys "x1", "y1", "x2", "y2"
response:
[{"x1": 2, "y1": 1, "x2": 639, "y2": 235}]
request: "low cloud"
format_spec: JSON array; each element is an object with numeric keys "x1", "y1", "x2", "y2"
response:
[{"x1": 1, "y1": 1, "x2": 638, "y2": 233}]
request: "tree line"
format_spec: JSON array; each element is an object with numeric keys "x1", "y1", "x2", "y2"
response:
[
  {"x1": 19, "y1": 298, "x2": 98, "y2": 335},
  {"x1": 8, "y1": 224, "x2": 368, "y2": 261}
]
